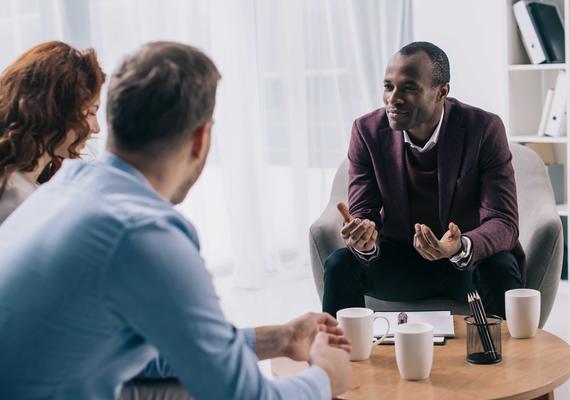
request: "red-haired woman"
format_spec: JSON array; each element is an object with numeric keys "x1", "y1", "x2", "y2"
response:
[{"x1": 0, "y1": 41, "x2": 105, "y2": 224}]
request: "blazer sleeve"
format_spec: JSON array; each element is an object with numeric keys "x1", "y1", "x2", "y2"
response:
[
  {"x1": 463, "y1": 115, "x2": 519, "y2": 268},
  {"x1": 347, "y1": 120, "x2": 383, "y2": 229},
  {"x1": 347, "y1": 120, "x2": 383, "y2": 264}
]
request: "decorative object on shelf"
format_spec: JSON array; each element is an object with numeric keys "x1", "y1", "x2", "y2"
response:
[
  {"x1": 545, "y1": 71, "x2": 567, "y2": 137},
  {"x1": 514, "y1": 1, "x2": 547, "y2": 64},
  {"x1": 513, "y1": 0, "x2": 565, "y2": 64},
  {"x1": 537, "y1": 88, "x2": 554, "y2": 136}
]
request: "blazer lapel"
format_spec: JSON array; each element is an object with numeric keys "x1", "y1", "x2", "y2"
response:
[
  {"x1": 437, "y1": 108, "x2": 465, "y2": 229},
  {"x1": 378, "y1": 127, "x2": 410, "y2": 236}
]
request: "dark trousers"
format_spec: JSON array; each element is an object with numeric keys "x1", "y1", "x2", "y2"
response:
[{"x1": 322, "y1": 240, "x2": 522, "y2": 319}]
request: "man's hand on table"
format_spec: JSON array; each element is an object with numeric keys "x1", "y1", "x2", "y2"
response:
[
  {"x1": 255, "y1": 312, "x2": 352, "y2": 397},
  {"x1": 310, "y1": 331, "x2": 352, "y2": 397},
  {"x1": 282, "y1": 312, "x2": 351, "y2": 361}
]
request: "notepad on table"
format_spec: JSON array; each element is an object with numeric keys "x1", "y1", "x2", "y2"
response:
[{"x1": 373, "y1": 310, "x2": 455, "y2": 338}]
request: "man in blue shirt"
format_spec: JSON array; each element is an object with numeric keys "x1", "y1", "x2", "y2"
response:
[{"x1": 0, "y1": 42, "x2": 351, "y2": 399}]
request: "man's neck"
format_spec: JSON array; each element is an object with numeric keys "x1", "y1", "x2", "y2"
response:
[
  {"x1": 407, "y1": 107, "x2": 444, "y2": 146},
  {"x1": 109, "y1": 150, "x2": 180, "y2": 203}
]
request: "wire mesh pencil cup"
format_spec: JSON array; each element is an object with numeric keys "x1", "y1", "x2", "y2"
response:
[{"x1": 465, "y1": 315, "x2": 503, "y2": 364}]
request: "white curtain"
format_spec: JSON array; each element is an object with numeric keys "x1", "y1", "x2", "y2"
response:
[{"x1": 0, "y1": 0, "x2": 412, "y2": 288}]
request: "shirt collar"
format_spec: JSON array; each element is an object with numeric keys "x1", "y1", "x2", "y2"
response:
[
  {"x1": 97, "y1": 151, "x2": 150, "y2": 185},
  {"x1": 403, "y1": 108, "x2": 445, "y2": 153}
]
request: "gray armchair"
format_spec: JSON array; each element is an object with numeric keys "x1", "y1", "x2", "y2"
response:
[{"x1": 309, "y1": 143, "x2": 563, "y2": 328}]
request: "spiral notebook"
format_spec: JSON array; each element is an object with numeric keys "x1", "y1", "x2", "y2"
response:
[{"x1": 373, "y1": 311, "x2": 455, "y2": 338}]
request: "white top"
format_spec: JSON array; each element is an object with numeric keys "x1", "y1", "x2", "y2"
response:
[{"x1": 0, "y1": 171, "x2": 38, "y2": 225}]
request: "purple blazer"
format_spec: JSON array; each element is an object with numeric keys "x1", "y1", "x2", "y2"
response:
[{"x1": 348, "y1": 97, "x2": 526, "y2": 280}]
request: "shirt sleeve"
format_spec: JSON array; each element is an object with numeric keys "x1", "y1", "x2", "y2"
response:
[
  {"x1": 350, "y1": 243, "x2": 379, "y2": 264},
  {"x1": 103, "y1": 220, "x2": 331, "y2": 400},
  {"x1": 347, "y1": 120, "x2": 383, "y2": 230}
]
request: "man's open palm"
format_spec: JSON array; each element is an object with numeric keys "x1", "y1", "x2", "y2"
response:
[{"x1": 413, "y1": 222, "x2": 462, "y2": 261}]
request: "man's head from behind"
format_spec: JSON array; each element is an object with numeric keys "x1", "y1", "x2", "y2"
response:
[
  {"x1": 383, "y1": 41, "x2": 450, "y2": 131},
  {"x1": 107, "y1": 41, "x2": 220, "y2": 204}
]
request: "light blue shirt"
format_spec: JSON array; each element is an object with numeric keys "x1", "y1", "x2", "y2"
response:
[{"x1": 0, "y1": 153, "x2": 330, "y2": 400}]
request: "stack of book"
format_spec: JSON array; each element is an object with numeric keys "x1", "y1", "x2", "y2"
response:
[
  {"x1": 513, "y1": 0, "x2": 565, "y2": 64},
  {"x1": 537, "y1": 71, "x2": 567, "y2": 137},
  {"x1": 514, "y1": 1, "x2": 567, "y2": 137}
]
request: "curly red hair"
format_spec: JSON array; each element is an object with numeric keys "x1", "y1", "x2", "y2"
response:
[{"x1": 0, "y1": 41, "x2": 105, "y2": 196}]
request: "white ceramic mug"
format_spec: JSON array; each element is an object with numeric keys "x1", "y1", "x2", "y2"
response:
[
  {"x1": 337, "y1": 307, "x2": 390, "y2": 361},
  {"x1": 505, "y1": 288, "x2": 541, "y2": 339},
  {"x1": 395, "y1": 322, "x2": 434, "y2": 380}
]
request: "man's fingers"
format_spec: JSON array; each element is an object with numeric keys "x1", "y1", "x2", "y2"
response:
[
  {"x1": 361, "y1": 224, "x2": 376, "y2": 243},
  {"x1": 347, "y1": 220, "x2": 369, "y2": 243},
  {"x1": 327, "y1": 334, "x2": 351, "y2": 347},
  {"x1": 419, "y1": 239, "x2": 440, "y2": 259},
  {"x1": 415, "y1": 230, "x2": 430, "y2": 249},
  {"x1": 414, "y1": 232, "x2": 439, "y2": 260},
  {"x1": 340, "y1": 219, "x2": 360, "y2": 238},
  {"x1": 449, "y1": 222, "x2": 461, "y2": 238},
  {"x1": 328, "y1": 335, "x2": 352, "y2": 354},
  {"x1": 320, "y1": 325, "x2": 344, "y2": 337},
  {"x1": 314, "y1": 331, "x2": 330, "y2": 346},
  {"x1": 337, "y1": 343, "x2": 352, "y2": 354},
  {"x1": 315, "y1": 312, "x2": 338, "y2": 327},
  {"x1": 422, "y1": 225, "x2": 440, "y2": 248},
  {"x1": 336, "y1": 202, "x2": 352, "y2": 223}
]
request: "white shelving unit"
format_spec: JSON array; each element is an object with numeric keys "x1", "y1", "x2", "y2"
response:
[{"x1": 505, "y1": 0, "x2": 569, "y2": 276}]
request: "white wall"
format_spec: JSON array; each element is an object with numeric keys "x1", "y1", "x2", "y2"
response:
[{"x1": 412, "y1": 0, "x2": 509, "y2": 121}]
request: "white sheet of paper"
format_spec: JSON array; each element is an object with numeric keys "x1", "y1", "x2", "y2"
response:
[{"x1": 373, "y1": 311, "x2": 455, "y2": 337}]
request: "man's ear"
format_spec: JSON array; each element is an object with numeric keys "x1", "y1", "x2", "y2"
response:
[
  {"x1": 190, "y1": 122, "x2": 211, "y2": 159},
  {"x1": 437, "y1": 83, "x2": 450, "y2": 101}
]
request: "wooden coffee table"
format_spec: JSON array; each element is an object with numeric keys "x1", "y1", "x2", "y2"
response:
[{"x1": 272, "y1": 315, "x2": 570, "y2": 399}]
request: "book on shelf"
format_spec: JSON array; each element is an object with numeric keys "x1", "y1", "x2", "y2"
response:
[
  {"x1": 513, "y1": 1, "x2": 565, "y2": 64},
  {"x1": 545, "y1": 71, "x2": 567, "y2": 137},
  {"x1": 537, "y1": 88, "x2": 554, "y2": 136}
]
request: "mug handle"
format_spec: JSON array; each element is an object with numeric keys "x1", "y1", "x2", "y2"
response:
[{"x1": 372, "y1": 315, "x2": 390, "y2": 346}]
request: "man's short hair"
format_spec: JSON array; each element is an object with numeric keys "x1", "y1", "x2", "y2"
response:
[
  {"x1": 399, "y1": 41, "x2": 450, "y2": 87},
  {"x1": 107, "y1": 42, "x2": 221, "y2": 155}
]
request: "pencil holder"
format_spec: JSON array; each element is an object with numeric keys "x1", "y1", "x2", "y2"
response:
[{"x1": 465, "y1": 315, "x2": 503, "y2": 364}]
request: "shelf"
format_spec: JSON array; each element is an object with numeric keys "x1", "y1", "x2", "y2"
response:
[
  {"x1": 508, "y1": 64, "x2": 567, "y2": 71},
  {"x1": 557, "y1": 204, "x2": 568, "y2": 216},
  {"x1": 508, "y1": 135, "x2": 569, "y2": 143}
]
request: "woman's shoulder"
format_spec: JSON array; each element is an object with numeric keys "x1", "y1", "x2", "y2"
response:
[{"x1": 0, "y1": 172, "x2": 37, "y2": 224}]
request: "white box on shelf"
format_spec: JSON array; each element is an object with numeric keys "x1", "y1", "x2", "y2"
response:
[
  {"x1": 545, "y1": 71, "x2": 568, "y2": 137},
  {"x1": 513, "y1": 0, "x2": 548, "y2": 64},
  {"x1": 538, "y1": 88, "x2": 555, "y2": 136}
]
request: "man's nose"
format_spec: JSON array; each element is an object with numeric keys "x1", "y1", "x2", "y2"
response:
[{"x1": 387, "y1": 90, "x2": 404, "y2": 106}]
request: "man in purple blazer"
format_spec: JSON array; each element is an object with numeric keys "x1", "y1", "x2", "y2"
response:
[{"x1": 322, "y1": 42, "x2": 524, "y2": 319}]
